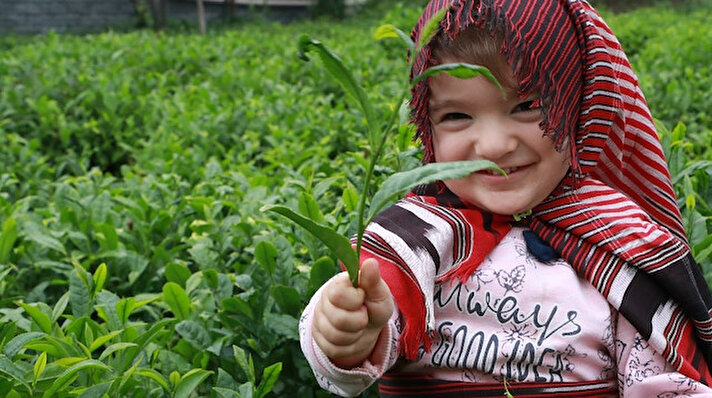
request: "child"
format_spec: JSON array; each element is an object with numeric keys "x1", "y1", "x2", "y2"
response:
[{"x1": 299, "y1": 0, "x2": 712, "y2": 396}]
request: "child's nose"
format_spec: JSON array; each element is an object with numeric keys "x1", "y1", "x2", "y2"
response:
[{"x1": 472, "y1": 121, "x2": 517, "y2": 160}]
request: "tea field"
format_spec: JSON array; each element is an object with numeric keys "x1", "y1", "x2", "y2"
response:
[{"x1": 0, "y1": 1, "x2": 711, "y2": 396}]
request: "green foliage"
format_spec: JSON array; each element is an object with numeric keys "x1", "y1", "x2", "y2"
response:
[{"x1": 0, "y1": 1, "x2": 709, "y2": 397}]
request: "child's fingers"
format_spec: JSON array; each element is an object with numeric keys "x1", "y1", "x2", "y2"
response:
[
  {"x1": 313, "y1": 312, "x2": 365, "y2": 346},
  {"x1": 318, "y1": 295, "x2": 368, "y2": 333},
  {"x1": 324, "y1": 272, "x2": 366, "y2": 312},
  {"x1": 358, "y1": 259, "x2": 394, "y2": 327}
]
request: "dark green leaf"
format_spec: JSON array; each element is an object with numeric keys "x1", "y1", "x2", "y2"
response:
[
  {"x1": 162, "y1": 282, "x2": 192, "y2": 321},
  {"x1": 309, "y1": 256, "x2": 338, "y2": 295},
  {"x1": 118, "y1": 318, "x2": 177, "y2": 372},
  {"x1": 2, "y1": 332, "x2": 45, "y2": 358},
  {"x1": 42, "y1": 359, "x2": 110, "y2": 398},
  {"x1": 78, "y1": 381, "x2": 111, "y2": 398},
  {"x1": 221, "y1": 297, "x2": 255, "y2": 320},
  {"x1": 255, "y1": 362, "x2": 282, "y2": 398},
  {"x1": 374, "y1": 24, "x2": 415, "y2": 54},
  {"x1": 98, "y1": 342, "x2": 137, "y2": 361},
  {"x1": 69, "y1": 270, "x2": 92, "y2": 318},
  {"x1": 17, "y1": 302, "x2": 53, "y2": 334},
  {"x1": 0, "y1": 218, "x2": 18, "y2": 264},
  {"x1": 411, "y1": 63, "x2": 502, "y2": 90},
  {"x1": 263, "y1": 205, "x2": 359, "y2": 285},
  {"x1": 297, "y1": 34, "x2": 377, "y2": 147},
  {"x1": 254, "y1": 241, "x2": 278, "y2": 276},
  {"x1": 174, "y1": 368, "x2": 213, "y2": 398},
  {"x1": 270, "y1": 285, "x2": 301, "y2": 318},
  {"x1": 165, "y1": 263, "x2": 192, "y2": 287},
  {"x1": 298, "y1": 192, "x2": 326, "y2": 225},
  {"x1": 175, "y1": 320, "x2": 211, "y2": 350},
  {"x1": 94, "y1": 223, "x2": 118, "y2": 252},
  {"x1": 232, "y1": 345, "x2": 255, "y2": 384},
  {"x1": 0, "y1": 355, "x2": 31, "y2": 393},
  {"x1": 368, "y1": 160, "x2": 503, "y2": 220},
  {"x1": 264, "y1": 313, "x2": 299, "y2": 341},
  {"x1": 341, "y1": 186, "x2": 359, "y2": 213}
]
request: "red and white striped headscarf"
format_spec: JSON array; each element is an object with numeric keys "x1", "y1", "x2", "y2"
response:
[{"x1": 361, "y1": 0, "x2": 712, "y2": 385}]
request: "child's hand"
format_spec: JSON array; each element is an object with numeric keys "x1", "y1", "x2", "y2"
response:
[{"x1": 312, "y1": 258, "x2": 394, "y2": 369}]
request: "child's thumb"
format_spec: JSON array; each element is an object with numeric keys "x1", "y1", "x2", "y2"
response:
[{"x1": 359, "y1": 258, "x2": 393, "y2": 326}]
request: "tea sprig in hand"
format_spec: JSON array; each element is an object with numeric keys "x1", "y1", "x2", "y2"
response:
[{"x1": 263, "y1": 12, "x2": 504, "y2": 286}]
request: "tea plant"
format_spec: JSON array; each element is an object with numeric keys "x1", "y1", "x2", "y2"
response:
[{"x1": 265, "y1": 10, "x2": 505, "y2": 286}]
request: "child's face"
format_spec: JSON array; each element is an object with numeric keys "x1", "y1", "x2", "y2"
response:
[{"x1": 428, "y1": 59, "x2": 570, "y2": 215}]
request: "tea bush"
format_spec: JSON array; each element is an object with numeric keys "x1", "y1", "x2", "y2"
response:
[{"x1": 0, "y1": 1, "x2": 710, "y2": 396}]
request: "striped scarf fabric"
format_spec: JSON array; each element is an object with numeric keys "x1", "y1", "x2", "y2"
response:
[{"x1": 361, "y1": 0, "x2": 712, "y2": 386}]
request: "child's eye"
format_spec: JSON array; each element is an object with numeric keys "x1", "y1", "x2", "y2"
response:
[
  {"x1": 513, "y1": 100, "x2": 539, "y2": 113},
  {"x1": 441, "y1": 112, "x2": 470, "y2": 121}
]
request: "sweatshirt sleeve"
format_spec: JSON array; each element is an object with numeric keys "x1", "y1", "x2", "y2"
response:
[
  {"x1": 298, "y1": 275, "x2": 401, "y2": 397},
  {"x1": 614, "y1": 312, "x2": 712, "y2": 396}
]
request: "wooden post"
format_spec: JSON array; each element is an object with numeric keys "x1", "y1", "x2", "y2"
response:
[
  {"x1": 196, "y1": 0, "x2": 206, "y2": 34},
  {"x1": 225, "y1": 0, "x2": 236, "y2": 19},
  {"x1": 158, "y1": 0, "x2": 167, "y2": 29}
]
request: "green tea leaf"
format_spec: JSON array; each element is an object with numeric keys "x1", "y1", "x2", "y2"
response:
[
  {"x1": 115, "y1": 297, "x2": 136, "y2": 325},
  {"x1": 92, "y1": 263, "x2": 107, "y2": 296},
  {"x1": 374, "y1": 24, "x2": 415, "y2": 54},
  {"x1": 264, "y1": 313, "x2": 299, "y2": 341},
  {"x1": 342, "y1": 185, "x2": 359, "y2": 213},
  {"x1": 175, "y1": 320, "x2": 211, "y2": 350},
  {"x1": 17, "y1": 302, "x2": 53, "y2": 334},
  {"x1": 42, "y1": 359, "x2": 110, "y2": 398},
  {"x1": 309, "y1": 256, "x2": 338, "y2": 295},
  {"x1": 98, "y1": 342, "x2": 137, "y2": 361},
  {"x1": 232, "y1": 345, "x2": 255, "y2": 383},
  {"x1": 77, "y1": 381, "x2": 111, "y2": 398},
  {"x1": 693, "y1": 233, "x2": 712, "y2": 264},
  {"x1": 263, "y1": 205, "x2": 359, "y2": 286},
  {"x1": 118, "y1": 318, "x2": 177, "y2": 372},
  {"x1": 417, "y1": 7, "x2": 447, "y2": 50},
  {"x1": 162, "y1": 282, "x2": 192, "y2": 321},
  {"x1": 33, "y1": 351, "x2": 47, "y2": 386},
  {"x1": 213, "y1": 387, "x2": 243, "y2": 398},
  {"x1": 270, "y1": 285, "x2": 301, "y2": 318},
  {"x1": 170, "y1": 370, "x2": 181, "y2": 389},
  {"x1": 134, "y1": 368, "x2": 170, "y2": 392},
  {"x1": 254, "y1": 240, "x2": 278, "y2": 276},
  {"x1": 165, "y1": 263, "x2": 192, "y2": 287},
  {"x1": 69, "y1": 269, "x2": 92, "y2": 318},
  {"x1": 2, "y1": 332, "x2": 45, "y2": 358},
  {"x1": 411, "y1": 63, "x2": 502, "y2": 89},
  {"x1": 368, "y1": 160, "x2": 503, "y2": 220},
  {"x1": 297, "y1": 34, "x2": 378, "y2": 147},
  {"x1": 174, "y1": 368, "x2": 213, "y2": 398},
  {"x1": 94, "y1": 223, "x2": 118, "y2": 252},
  {"x1": 24, "y1": 223, "x2": 66, "y2": 254},
  {"x1": 88, "y1": 330, "x2": 123, "y2": 353},
  {"x1": 255, "y1": 362, "x2": 282, "y2": 398},
  {"x1": 298, "y1": 192, "x2": 326, "y2": 225},
  {"x1": 203, "y1": 269, "x2": 220, "y2": 290},
  {"x1": 221, "y1": 297, "x2": 255, "y2": 320},
  {"x1": 0, "y1": 218, "x2": 18, "y2": 264},
  {"x1": 51, "y1": 292, "x2": 70, "y2": 323},
  {"x1": 0, "y1": 355, "x2": 31, "y2": 393}
]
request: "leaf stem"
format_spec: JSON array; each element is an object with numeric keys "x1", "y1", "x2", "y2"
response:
[{"x1": 354, "y1": 90, "x2": 409, "y2": 285}]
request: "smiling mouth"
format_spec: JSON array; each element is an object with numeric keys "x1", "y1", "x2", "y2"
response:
[{"x1": 480, "y1": 166, "x2": 519, "y2": 176}]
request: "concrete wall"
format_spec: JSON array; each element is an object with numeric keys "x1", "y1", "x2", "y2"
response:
[
  {"x1": 0, "y1": 0, "x2": 136, "y2": 34},
  {"x1": 0, "y1": 0, "x2": 328, "y2": 35}
]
